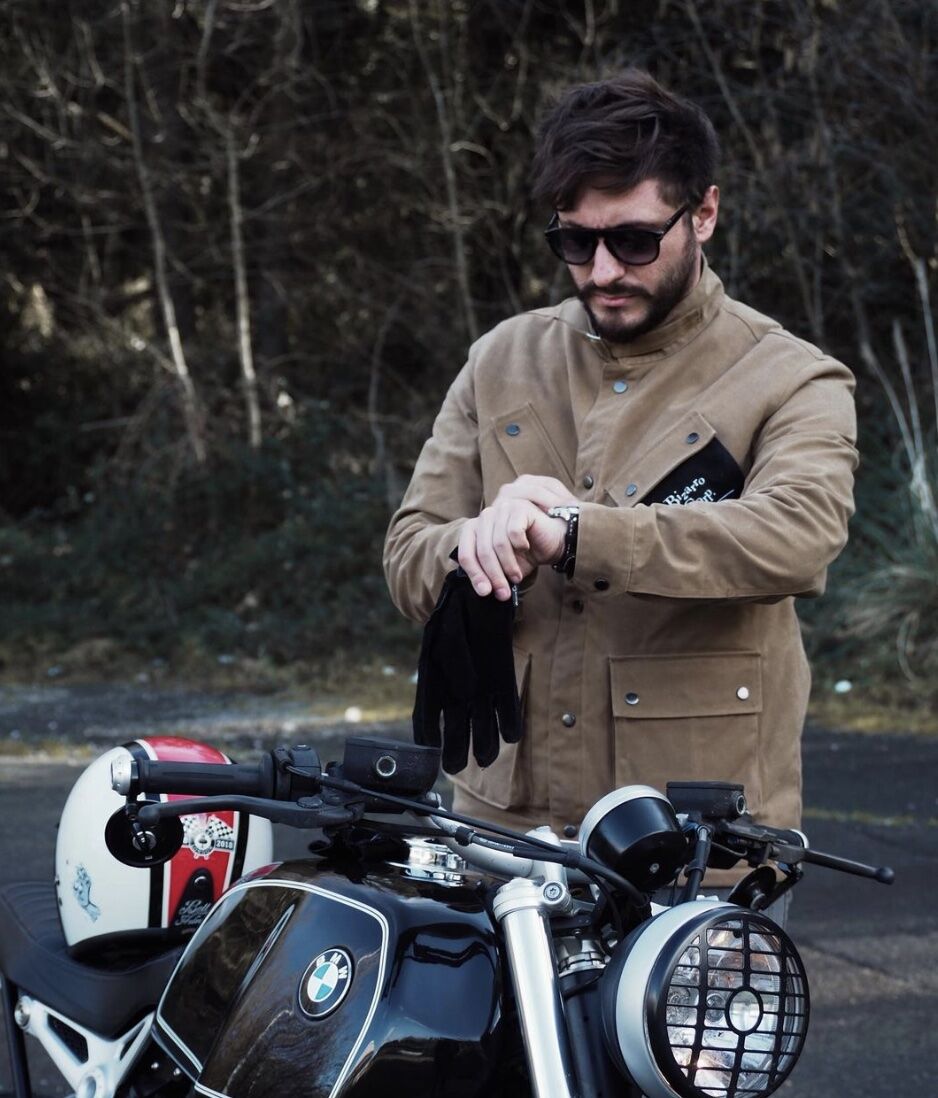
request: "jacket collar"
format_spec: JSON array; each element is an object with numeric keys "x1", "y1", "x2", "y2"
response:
[{"x1": 566, "y1": 256, "x2": 725, "y2": 361}]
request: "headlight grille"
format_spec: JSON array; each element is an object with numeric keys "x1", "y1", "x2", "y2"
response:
[{"x1": 650, "y1": 912, "x2": 808, "y2": 1097}]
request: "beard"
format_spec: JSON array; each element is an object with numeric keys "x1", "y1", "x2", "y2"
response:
[{"x1": 578, "y1": 237, "x2": 700, "y2": 344}]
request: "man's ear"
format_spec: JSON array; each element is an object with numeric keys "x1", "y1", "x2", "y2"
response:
[{"x1": 693, "y1": 185, "x2": 719, "y2": 244}]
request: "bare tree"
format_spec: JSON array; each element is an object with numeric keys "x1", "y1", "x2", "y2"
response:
[{"x1": 121, "y1": 0, "x2": 205, "y2": 464}]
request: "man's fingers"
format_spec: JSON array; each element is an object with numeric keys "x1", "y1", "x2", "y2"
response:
[
  {"x1": 459, "y1": 506, "x2": 535, "y2": 600},
  {"x1": 457, "y1": 521, "x2": 492, "y2": 597},
  {"x1": 488, "y1": 504, "x2": 527, "y2": 586},
  {"x1": 491, "y1": 502, "x2": 541, "y2": 588},
  {"x1": 474, "y1": 509, "x2": 514, "y2": 600},
  {"x1": 459, "y1": 514, "x2": 512, "y2": 599}
]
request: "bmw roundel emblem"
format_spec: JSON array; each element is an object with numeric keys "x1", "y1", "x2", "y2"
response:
[{"x1": 298, "y1": 947, "x2": 354, "y2": 1018}]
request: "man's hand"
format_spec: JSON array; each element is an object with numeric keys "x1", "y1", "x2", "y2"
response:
[{"x1": 457, "y1": 475, "x2": 578, "y2": 599}]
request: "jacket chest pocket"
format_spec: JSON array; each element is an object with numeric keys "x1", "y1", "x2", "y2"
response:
[
  {"x1": 604, "y1": 411, "x2": 722, "y2": 508},
  {"x1": 609, "y1": 652, "x2": 764, "y2": 813},
  {"x1": 449, "y1": 647, "x2": 532, "y2": 810},
  {"x1": 480, "y1": 404, "x2": 573, "y2": 496}
]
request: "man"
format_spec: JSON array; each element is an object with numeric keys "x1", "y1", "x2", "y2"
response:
[{"x1": 383, "y1": 71, "x2": 857, "y2": 889}]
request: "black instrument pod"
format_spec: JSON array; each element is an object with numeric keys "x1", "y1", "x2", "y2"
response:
[{"x1": 579, "y1": 786, "x2": 687, "y2": 892}]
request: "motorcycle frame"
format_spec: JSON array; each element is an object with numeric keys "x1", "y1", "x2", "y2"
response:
[{"x1": 1, "y1": 974, "x2": 154, "y2": 1098}]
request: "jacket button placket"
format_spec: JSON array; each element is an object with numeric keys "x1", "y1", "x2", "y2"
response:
[
  {"x1": 547, "y1": 582, "x2": 590, "y2": 825},
  {"x1": 549, "y1": 354, "x2": 631, "y2": 824}
]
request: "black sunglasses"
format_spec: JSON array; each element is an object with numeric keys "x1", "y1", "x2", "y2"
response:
[{"x1": 544, "y1": 204, "x2": 689, "y2": 267}]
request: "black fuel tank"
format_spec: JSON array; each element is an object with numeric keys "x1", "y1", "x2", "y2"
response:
[{"x1": 153, "y1": 854, "x2": 504, "y2": 1098}]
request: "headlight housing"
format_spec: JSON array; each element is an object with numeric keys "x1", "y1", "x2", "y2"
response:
[
  {"x1": 601, "y1": 901, "x2": 809, "y2": 1098},
  {"x1": 579, "y1": 785, "x2": 688, "y2": 891}
]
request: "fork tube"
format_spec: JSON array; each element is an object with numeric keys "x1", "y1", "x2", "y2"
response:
[{"x1": 493, "y1": 879, "x2": 577, "y2": 1098}]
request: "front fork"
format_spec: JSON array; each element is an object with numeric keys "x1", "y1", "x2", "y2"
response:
[
  {"x1": 493, "y1": 877, "x2": 578, "y2": 1098},
  {"x1": 493, "y1": 878, "x2": 638, "y2": 1098}
]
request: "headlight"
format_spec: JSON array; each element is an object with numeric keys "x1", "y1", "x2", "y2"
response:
[{"x1": 601, "y1": 901, "x2": 809, "y2": 1098}]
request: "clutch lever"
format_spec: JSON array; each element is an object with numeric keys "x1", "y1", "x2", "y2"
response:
[{"x1": 136, "y1": 794, "x2": 361, "y2": 829}]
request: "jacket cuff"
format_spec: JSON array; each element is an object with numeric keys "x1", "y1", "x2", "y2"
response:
[{"x1": 570, "y1": 502, "x2": 636, "y2": 597}]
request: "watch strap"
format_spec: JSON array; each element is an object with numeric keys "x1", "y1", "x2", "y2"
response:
[{"x1": 548, "y1": 505, "x2": 579, "y2": 577}]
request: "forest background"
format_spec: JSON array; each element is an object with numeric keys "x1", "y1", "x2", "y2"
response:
[{"x1": 1, "y1": 0, "x2": 936, "y2": 724}]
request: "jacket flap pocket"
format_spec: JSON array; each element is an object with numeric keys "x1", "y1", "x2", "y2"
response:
[
  {"x1": 610, "y1": 652, "x2": 762, "y2": 718},
  {"x1": 604, "y1": 412, "x2": 716, "y2": 508},
  {"x1": 492, "y1": 404, "x2": 573, "y2": 485}
]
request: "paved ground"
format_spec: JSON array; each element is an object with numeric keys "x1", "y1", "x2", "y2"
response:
[{"x1": 0, "y1": 690, "x2": 934, "y2": 1096}]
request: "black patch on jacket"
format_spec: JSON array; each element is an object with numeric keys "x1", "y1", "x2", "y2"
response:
[{"x1": 641, "y1": 437, "x2": 744, "y2": 506}]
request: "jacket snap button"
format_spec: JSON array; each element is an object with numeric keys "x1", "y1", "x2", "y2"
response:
[
  {"x1": 626, "y1": 483, "x2": 637, "y2": 497},
  {"x1": 736, "y1": 686, "x2": 750, "y2": 700},
  {"x1": 561, "y1": 713, "x2": 576, "y2": 727},
  {"x1": 506, "y1": 423, "x2": 521, "y2": 436},
  {"x1": 594, "y1": 578, "x2": 610, "y2": 591},
  {"x1": 685, "y1": 432, "x2": 700, "y2": 444},
  {"x1": 582, "y1": 474, "x2": 594, "y2": 489},
  {"x1": 625, "y1": 692, "x2": 640, "y2": 705},
  {"x1": 613, "y1": 380, "x2": 629, "y2": 393}
]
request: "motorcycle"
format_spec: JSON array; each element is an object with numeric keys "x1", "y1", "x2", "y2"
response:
[{"x1": 0, "y1": 733, "x2": 893, "y2": 1098}]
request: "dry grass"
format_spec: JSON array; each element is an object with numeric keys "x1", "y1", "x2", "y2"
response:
[{"x1": 809, "y1": 694, "x2": 938, "y2": 736}]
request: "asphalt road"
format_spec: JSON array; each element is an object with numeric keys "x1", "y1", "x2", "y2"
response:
[{"x1": 1, "y1": 721, "x2": 936, "y2": 1097}]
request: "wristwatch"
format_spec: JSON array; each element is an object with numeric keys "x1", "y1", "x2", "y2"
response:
[{"x1": 547, "y1": 505, "x2": 580, "y2": 577}]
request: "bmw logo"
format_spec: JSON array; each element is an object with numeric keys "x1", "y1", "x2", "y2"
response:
[{"x1": 298, "y1": 948, "x2": 354, "y2": 1019}]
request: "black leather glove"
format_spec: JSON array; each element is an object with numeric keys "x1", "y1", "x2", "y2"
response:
[{"x1": 413, "y1": 568, "x2": 522, "y2": 774}]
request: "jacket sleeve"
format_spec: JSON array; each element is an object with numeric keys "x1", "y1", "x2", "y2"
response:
[
  {"x1": 572, "y1": 354, "x2": 858, "y2": 600},
  {"x1": 383, "y1": 361, "x2": 482, "y2": 623}
]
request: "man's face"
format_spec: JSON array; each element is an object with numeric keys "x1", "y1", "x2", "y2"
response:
[{"x1": 561, "y1": 179, "x2": 718, "y2": 343}]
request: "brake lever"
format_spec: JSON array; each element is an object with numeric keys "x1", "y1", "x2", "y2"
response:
[
  {"x1": 717, "y1": 819, "x2": 894, "y2": 884},
  {"x1": 774, "y1": 843, "x2": 895, "y2": 885}
]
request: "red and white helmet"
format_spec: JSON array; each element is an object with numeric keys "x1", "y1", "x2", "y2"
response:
[{"x1": 55, "y1": 736, "x2": 274, "y2": 952}]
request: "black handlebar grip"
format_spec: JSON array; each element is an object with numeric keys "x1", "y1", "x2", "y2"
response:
[{"x1": 135, "y1": 757, "x2": 275, "y2": 799}]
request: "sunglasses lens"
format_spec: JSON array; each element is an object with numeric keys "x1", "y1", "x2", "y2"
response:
[
  {"x1": 546, "y1": 226, "x2": 662, "y2": 266},
  {"x1": 548, "y1": 228, "x2": 596, "y2": 265},
  {"x1": 606, "y1": 229, "x2": 659, "y2": 266}
]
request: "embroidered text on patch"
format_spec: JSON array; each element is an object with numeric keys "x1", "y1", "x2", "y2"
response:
[{"x1": 663, "y1": 476, "x2": 717, "y2": 505}]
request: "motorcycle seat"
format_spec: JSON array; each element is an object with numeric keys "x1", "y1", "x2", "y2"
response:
[{"x1": 0, "y1": 881, "x2": 182, "y2": 1038}]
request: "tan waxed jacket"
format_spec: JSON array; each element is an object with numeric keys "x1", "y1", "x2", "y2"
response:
[{"x1": 384, "y1": 262, "x2": 857, "y2": 881}]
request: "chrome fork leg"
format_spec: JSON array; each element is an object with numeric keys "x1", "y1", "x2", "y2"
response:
[{"x1": 493, "y1": 878, "x2": 577, "y2": 1098}]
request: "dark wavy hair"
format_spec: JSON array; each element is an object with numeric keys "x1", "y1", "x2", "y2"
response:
[{"x1": 530, "y1": 70, "x2": 719, "y2": 211}]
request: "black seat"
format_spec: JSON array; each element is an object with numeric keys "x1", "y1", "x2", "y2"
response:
[{"x1": 0, "y1": 881, "x2": 182, "y2": 1038}]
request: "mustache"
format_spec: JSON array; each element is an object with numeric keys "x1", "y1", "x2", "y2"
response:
[{"x1": 578, "y1": 281, "x2": 651, "y2": 300}]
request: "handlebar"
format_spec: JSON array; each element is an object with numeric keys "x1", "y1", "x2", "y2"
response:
[{"x1": 109, "y1": 737, "x2": 894, "y2": 892}]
